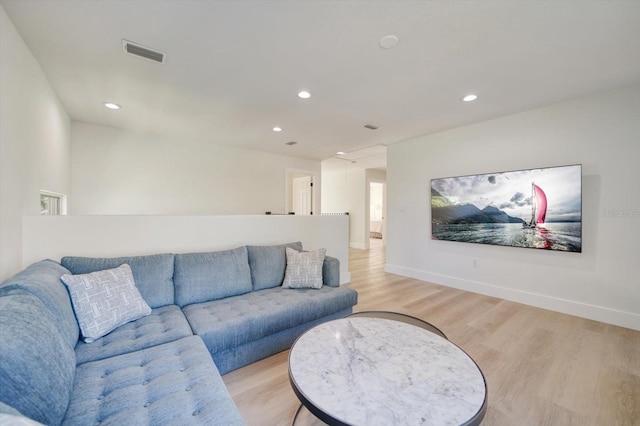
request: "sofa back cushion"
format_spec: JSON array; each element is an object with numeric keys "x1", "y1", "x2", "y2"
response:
[
  {"x1": 247, "y1": 241, "x2": 303, "y2": 290},
  {"x1": 61, "y1": 254, "x2": 175, "y2": 308},
  {"x1": 0, "y1": 260, "x2": 79, "y2": 348},
  {"x1": 174, "y1": 246, "x2": 252, "y2": 307},
  {"x1": 0, "y1": 291, "x2": 76, "y2": 425}
]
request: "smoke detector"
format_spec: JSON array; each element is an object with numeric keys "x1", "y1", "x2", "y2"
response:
[{"x1": 122, "y1": 40, "x2": 166, "y2": 63}]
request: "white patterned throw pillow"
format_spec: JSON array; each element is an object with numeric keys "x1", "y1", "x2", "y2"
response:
[
  {"x1": 60, "y1": 264, "x2": 151, "y2": 343},
  {"x1": 282, "y1": 247, "x2": 326, "y2": 289}
]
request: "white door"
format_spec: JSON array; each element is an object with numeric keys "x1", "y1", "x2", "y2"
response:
[{"x1": 292, "y1": 175, "x2": 312, "y2": 215}]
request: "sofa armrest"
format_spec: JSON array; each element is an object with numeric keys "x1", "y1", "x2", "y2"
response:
[{"x1": 322, "y1": 256, "x2": 340, "y2": 287}]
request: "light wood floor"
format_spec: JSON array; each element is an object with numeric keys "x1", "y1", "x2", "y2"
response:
[{"x1": 223, "y1": 239, "x2": 640, "y2": 425}]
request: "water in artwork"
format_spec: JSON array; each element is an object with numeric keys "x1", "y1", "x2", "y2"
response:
[{"x1": 432, "y1": 222, "x2": 582, "y2": 252}]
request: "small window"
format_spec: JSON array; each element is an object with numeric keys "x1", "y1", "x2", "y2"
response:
[{"x1": 40, "y1": 190, "x2": 66, "y2": 215}]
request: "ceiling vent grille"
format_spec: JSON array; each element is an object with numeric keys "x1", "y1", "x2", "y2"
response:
[
  {"x1": 122, "y1": 40, "x2": 165, "y2": 63},
  {"x1": 364, "y1": 124, "x2": 380, "y2": 130}
]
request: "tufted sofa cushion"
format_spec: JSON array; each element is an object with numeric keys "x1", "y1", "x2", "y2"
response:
[
  {"x1": 0, "y1": 292, "x2": 76, "y2": 425},
  {"x1": 246, "y1": 241, "x2": 303, "y2": 290},
  {"x1": 61, "y1": 254, "x2": 175, "y2": 309},
  {"x1": 182, "y1": 286, "x2": 358, "y2": 355},
  {"x1": 0, "y1": 260, "x2": 79, "y2": 348},
  {"x1": 63, "y1": 336, "x2": 245, "y2": 426},
  {"x1": 174, "y1": 247, "x2": 252, "y2": 307},
  {"x1": 75, "y1": 305, "x2": 194, "y2": 365},
  {"x1": 212, "y1": 308, "x2": 352, "y2": 375}
]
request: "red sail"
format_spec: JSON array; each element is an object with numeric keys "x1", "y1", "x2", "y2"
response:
[{"x1": 533, "y1": 184, "x2": 547, "y2": 224}]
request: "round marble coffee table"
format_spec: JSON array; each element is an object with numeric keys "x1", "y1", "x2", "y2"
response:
[{"x1": 288, "y1": 315, "x2": 487, "y2": 426}]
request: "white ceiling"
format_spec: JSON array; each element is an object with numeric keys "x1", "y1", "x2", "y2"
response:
[
  {"x1": 325, "y1": 144, "x2": 388, "y2": 172},
  {"x1": 3, "y1": 1, "x2": 640, "y2": 162}
]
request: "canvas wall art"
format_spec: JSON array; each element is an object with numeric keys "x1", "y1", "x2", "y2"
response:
[{"x1": 431, "y1": 164, "x2": 582, "y2": 252}]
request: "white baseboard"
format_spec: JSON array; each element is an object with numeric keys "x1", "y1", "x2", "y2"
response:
[
  {"x1": 384, "y1": 263, "x2": 640, "y2": 332},
  {"x1": 340, "y1": 271, "x2": 352, "y2": 286}
]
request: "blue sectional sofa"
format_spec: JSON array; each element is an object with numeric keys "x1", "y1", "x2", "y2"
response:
[{"x1": 0, "y1": 242, "x2": 358, "y2": 425}]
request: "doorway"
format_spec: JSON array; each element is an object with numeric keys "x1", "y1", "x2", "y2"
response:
[{"x1": 369, "y1": 181, "x2": 386, "y2": 245}]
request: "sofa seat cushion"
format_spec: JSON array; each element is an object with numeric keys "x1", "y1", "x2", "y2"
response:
[
  {"x1": 0, "y1": 260, "x2": 79, "y2": 349},
  {"x1": 75, "y1": 305, "x2": 194, "y2": 365},
  {"x1": 174, "y1": 247, "x2": 252, "y2": 307},
  {"x1": 63, "y1": 336, "x2": 245, "y2": 426},
  {"x1": 212, "y1": 308, "x2": 353, "y2": 375},
  {"x1": 0, "y1": 292, "x2": 76, "y2": 426},
  {"x1": 61, "y1": 254, "x2": 175, "y2": 309},
  {"x1": 182, "y1": 286, "x2": 358, "y2": 355}
]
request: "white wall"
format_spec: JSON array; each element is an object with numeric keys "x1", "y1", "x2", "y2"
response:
[
  {"x1": 321, "y1": 160, "x2": 367, "y2": 249},
  {"x1": 0, "y1": 7, "x2": 71, "y2": 282},
  {"x1": 70, "y1": 122, "x2": 321, "y2": 215},
  {"x1": 386, "y1": 84, "x2": 640, "y2": 330},
  {"x1": 321, "y1": 162, "x2": 387, "y2": 250},
  {"x1": 22, "y1": 215, "x2": 351, "y2": 284},
  {"x1": 322, "y1": 161, "x2": 387, "y2": 250}
]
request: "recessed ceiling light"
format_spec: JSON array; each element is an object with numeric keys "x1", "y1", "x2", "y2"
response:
[
  {"x1": 379, "y1": 35, "x2": 399, "y2": 49},
  {"x1": 104, "y1": 102, "x2": 121, "y2": 110},
  {"x1": 298, "y1": 91, "x2": 311, "y2": 99},
  {"x1": 336, "y1": 151, "x2": 346, "y2": 155},
  {"x1": 462, "y1": 94, "x2": 478, "y2": 102},
  {"x1": 273, "y1": 126, "x2": 282, "y2": 132}
]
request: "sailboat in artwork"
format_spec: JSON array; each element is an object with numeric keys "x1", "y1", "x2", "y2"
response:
[{"x1": 523, "y1": 183, "x2": 547, "y2": 228}]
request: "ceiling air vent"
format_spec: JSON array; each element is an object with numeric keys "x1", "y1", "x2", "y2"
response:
[
  {"x1": 285, "y1": 141, "x2": 298, "y2": 146},
  {"x1": 122, "y1": 40, "x2": 165, "y2": 63},
  {"x1": 364, "y1": 124, "x2": 380, "y2": 130}
]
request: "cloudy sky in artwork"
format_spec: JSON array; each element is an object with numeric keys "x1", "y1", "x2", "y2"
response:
[{"x1": 431, "y1": 165, "x2": 582, "y2": 222}]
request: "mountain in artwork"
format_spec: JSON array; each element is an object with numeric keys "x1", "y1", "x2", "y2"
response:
[{"x1": 431, "y1": 188, "x2": 524, "y2": 225}]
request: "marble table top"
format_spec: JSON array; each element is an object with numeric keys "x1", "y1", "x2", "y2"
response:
[{"x1": 289, "y1": 317, "x2": 487, "y2": 426}]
